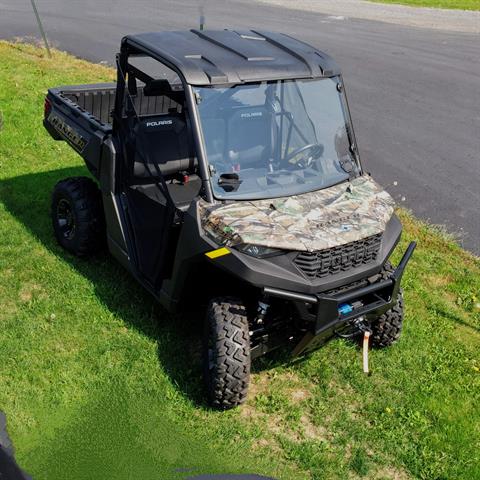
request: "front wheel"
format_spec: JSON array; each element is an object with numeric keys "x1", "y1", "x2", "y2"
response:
[
  {"x1": 203, "y1": 297, "x2": 251, "y2": 409},
  {"x1": 368, "y1": 262, "x2": 404, "y2": 347},
  {"x1": 369, "y1": 293, "x2": 404, "y2": 348}
]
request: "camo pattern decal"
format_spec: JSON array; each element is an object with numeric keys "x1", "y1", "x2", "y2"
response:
[{"x1": 199, "y1": 175, "x2": 395, "y2": 252}]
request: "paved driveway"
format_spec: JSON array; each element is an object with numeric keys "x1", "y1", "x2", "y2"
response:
[{"x1": 1, "y1": 0, "x2": 479, "y2": 253}]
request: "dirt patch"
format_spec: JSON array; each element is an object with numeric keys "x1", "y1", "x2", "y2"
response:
[
  {"x1": 18, "y1": 282, "x2": 44, "y2": 303},
  {"x1": 0, "y1": 302, "x2": 17, "y2": 321},
  {"x1": 425, "y1": 273, "x2": 453, "y2": 289},
  {"x1": 247, "y1": 373, "x2": 269, "y2": 397},
  {"x1": 239, "y1": 402, "x2": 262, "y2": 421},
  {"x1": 290, "y1": 388, "x2": 311, "y2": 403},
  {"x1": 328, "y1": 380, "x2": 360, "y2": 406},
  {"x1": 300, "y1": 415, "x2": 329, "y2": 441},
  {"x1": 2, "y1": 268, "x2": 13, "y2": 278},
  {"x1": 374, "y1": 465, "x2": 411, "y2": 479}
]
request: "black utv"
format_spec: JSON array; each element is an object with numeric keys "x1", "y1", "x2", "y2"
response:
[{"x1": 44, "y1": 30, "x2": 415, "y2": 409}]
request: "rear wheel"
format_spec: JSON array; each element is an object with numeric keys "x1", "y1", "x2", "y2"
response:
[
  {"x1": 51, "y1": 176, "x2": 105, "y2": 257},
  {"x1": 203, "y1": 297, "x2": 251, "y2": 409}
]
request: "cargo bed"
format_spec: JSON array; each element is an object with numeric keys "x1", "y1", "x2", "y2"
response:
[{"x1": 44, "y1": 82, "x2": 182, "y2": 175}]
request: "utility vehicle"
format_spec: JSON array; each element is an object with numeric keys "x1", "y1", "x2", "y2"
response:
[{"x1": 44, "y1": 30, "x2": 415, "y2": 408}]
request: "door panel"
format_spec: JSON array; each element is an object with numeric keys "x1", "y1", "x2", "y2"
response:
[{"x1": 124, "y1": 185, "x2": 175, "y2": 287}]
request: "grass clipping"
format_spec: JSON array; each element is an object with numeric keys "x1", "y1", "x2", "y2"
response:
[{"x1": 0, "y1": 41, "x2": 479, "y2": 480}]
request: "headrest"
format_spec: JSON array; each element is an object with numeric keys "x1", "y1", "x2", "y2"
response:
[{"x1": 143, "y1": 79, "x2": 172, "y2": 97}]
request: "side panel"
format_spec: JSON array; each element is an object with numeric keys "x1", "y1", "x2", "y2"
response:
[
  {"x1": 98, "y1": 138, "x2": 131, "y2": 271},
  {"x1": 159, "y1": 201, "x2": 212, "y2": 310}
]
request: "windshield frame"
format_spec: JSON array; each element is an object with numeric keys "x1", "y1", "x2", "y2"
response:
[{"x1": 193, "y1": 75, "x2": 363, "y2": 201}]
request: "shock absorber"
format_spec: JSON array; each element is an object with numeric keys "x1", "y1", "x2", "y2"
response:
[
  {"x1": 255, "y1": 297, "x2": 270, "y2": 326},
  {"x1": 249, "y1": 297, "x2": 271, "y2": 340}
]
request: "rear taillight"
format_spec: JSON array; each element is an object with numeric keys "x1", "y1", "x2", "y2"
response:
[{"x1": 44, "y1": 97, "x2": 52, "y2": 118}]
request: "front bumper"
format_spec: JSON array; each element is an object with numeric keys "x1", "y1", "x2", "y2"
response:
[{"x1": 264, "y1": 241, "x2": 416, "y2": 357}]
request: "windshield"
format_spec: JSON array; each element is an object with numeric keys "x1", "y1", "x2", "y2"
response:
[{"x1": 194, "y1": 77, "x2": 360, "y2": 200}]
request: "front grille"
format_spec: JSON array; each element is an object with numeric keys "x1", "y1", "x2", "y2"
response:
[{"x1": 293, "y1": 233, "x2": 382, "y2": 279}]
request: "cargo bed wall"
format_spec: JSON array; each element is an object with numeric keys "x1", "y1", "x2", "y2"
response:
[
  {"x1": 61, "y1": 83, "x2": 182, "y2": 127},
  {"x1": 62, "y1": 85, "x2": 116, "y2": 125}
]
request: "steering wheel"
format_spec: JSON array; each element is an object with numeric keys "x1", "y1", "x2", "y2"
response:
[{"x1": 284, "y1": 143, "x2": 324, "y2": 168}]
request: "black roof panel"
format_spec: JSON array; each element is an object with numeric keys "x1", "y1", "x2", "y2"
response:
[{"x1": 122, "y1": 29, "x2": 340, "y2": 85}]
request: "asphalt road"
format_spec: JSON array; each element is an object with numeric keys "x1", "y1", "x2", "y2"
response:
[{"x1": 1, "y1": 0, "x2": 479, "y2": 254}]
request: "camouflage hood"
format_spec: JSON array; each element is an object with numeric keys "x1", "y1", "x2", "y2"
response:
[{"x1": 199, "y1": 176, "x2": 395, "y2": 252}]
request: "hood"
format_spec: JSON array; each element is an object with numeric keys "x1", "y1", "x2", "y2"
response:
[{"x1": 199, "y1": 176, "x2": 395, "y2": 252}]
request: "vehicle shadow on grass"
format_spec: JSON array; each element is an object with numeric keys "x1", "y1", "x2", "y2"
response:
[
  {"x1": 427, "y1": 303, "x2": 480, "y2": 334},
  {"x1": 0, "y1": 166, "x2": 216, "y2": 408},
  {"x1": 0, "y1": 167, "x2": 317, "y2": 407}
]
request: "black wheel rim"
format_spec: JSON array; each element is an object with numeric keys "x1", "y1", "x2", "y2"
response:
[{"x1": 56, "y1": 198, "x2": 76, "y2": 240}]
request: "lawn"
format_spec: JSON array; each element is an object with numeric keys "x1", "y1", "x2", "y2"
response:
[
  {"x1": 0, "y1": 41, "x2": 479, "y2": 480},
  {"x1": 370, "y1": 0, "x2": 480, "y2": 10}
]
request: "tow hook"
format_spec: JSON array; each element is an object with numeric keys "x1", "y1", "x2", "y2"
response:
[
  {"x1": 334, "y1": 315, "x2": 372, "y2": 374},
  {"x1": 335, "y1": 315, "x2": 371, "y2": 339}
]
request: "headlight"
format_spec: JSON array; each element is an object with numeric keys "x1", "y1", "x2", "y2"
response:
[{"x1": 234, "y1": 243, "x2": 283, "y2": 258}]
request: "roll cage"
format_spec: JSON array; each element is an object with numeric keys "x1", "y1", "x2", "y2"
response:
[
  {"x1": 111, "y1": 31, "x2": 362, "y2": 206},
  {"x1": 113, "y1": 43, "x2": 215, "y2": 203}
]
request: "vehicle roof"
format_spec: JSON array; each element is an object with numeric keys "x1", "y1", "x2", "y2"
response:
[{"x1": 122, "y1": 29, "x2": 340, "y2": 86}]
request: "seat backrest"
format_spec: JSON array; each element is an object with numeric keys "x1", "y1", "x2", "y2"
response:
[
  {"x1": 133, "y1": 113, "x2": 197, "y2": 179},
  {"x1": 226, "y1": 107, "x2": 275, "y2": 168}
]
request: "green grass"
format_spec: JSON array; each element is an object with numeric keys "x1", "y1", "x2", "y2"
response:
[
  {"x1": 0, "y1": 41, "x2": 479, "y2": 480},
  {"x1": 370, "y1": 0, "x2": 480, "y2": 10}
]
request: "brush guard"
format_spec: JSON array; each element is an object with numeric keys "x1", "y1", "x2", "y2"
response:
[{"x1": 264, "y1": 241, "x2": 416, "y2": 357}]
